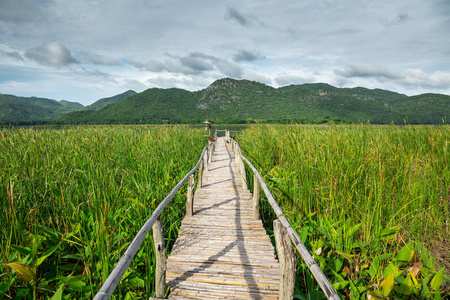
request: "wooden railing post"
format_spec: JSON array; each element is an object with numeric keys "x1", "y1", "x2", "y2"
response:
[
  {"x1": 186, "y1": 174, "x2": 195, "y2": 217},
  {"x1": 274, "y1": 219, "x2": 296, "y2": 300},
  {"x1": 203, "y1": 148, "x2": 208, "y2": 171},
  {"x1": 198, "y1": 160, "x2": 203, "y2": 188},
  {"x1": 208, "y1": 141, "x2": 214, "y2": 164},
  {"x1": 152, "y1": 216, "x2": 166, "y2": 298},
  {"x1": 252, "y1": 174, "x2": 260, "y2": 220},
  {"x1": 239, "y1": 153, "x2": 247, "y2": 190}
]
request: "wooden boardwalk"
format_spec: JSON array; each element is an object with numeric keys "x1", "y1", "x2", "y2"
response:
[{"x1": 166, "y1": 137, "x2": 280, "y2": 299}]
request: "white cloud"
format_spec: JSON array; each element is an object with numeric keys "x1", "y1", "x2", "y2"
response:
[
  {"x1": 403, "y1": 69, "x2": 450, "y2": 89},
  {"x1": 25, "y1": 41, "x2": 79, "y2": 67},
  {"x1": 0, "y1": 0, "x2": 449, "y2": 104}
]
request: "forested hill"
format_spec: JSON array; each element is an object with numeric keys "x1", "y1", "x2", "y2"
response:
[
  {"x1": 80, "y1": 90, "x2": 137, "y2": 111},
  {"x1": 58, "y1": 78, "x2": 449, "y2": 124},
  {"x1": 0, "y1": 94, "x2": 83, "y2": 122},
  {"x1": 2, "y1": 78, "x2": 449, "y2": 124}
]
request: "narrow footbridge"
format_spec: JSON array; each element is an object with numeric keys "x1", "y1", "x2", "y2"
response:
[
  {"x1": 94, "y1": 131, "x2": 340, "y2": 300},
  {"x1": 167, "y1": 137, "x2": 279, "y2": 298}
]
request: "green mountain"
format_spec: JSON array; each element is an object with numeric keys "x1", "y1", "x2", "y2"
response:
[
  {"x1": 0, "y1": 94, "x2": 83, "y2": 123},
  {"x1": 4, "y1": 78, "x2": 449, "y2": 124},
  {"x1": 59, "y1": 78, "x2": 449, "y2": 124},
  {"x1": 81, "y1": 90, "x2": 137, "y2": 111},
  {"x1": 389, "y1": 93, "x2": 449, "y2": 124}
]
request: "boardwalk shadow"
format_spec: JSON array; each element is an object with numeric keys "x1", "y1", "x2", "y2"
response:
[{"x1": 193, "y1": 196, "x2": 239, "y2": 215}]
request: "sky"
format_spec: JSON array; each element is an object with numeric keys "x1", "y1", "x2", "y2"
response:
[{"x1": 1, "y1": 0, "x2": 449, "y2": 106}]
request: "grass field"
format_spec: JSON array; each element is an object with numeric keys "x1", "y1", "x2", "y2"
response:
[
  {"x1": 239, "y1": 124, "x2": 449, "y2": 299},
  {"x1": 0, "y1": 126, "x2": 206, "y2": 299},
  {"x1": 1, "y1": 124, "x2": 448, "y2": 299}
]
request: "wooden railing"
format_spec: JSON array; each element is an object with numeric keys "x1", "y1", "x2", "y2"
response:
[
  {"x1": 94, "y1": 130, "x2": 340, "y2": 300},
  {"x1": 228, "y1": 131, "x2": 340, "y2": 300},
  {"x1": 93, "y1": 142, "x2": 215, "y2": 300}
]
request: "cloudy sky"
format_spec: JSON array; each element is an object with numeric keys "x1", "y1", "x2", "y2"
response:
[{"x1": 1, "y1": 0, "x2": 449, "y2": 105}]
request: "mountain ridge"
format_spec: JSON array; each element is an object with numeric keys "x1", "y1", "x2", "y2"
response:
[
  {"x1": 0, "y1": 94, "x2": 83, "y2": 122},
  {"x1": 2, "y1": 78, "x2": 449, "y2": 124},
  {"x1": 81, "y1": 90, "x2": 137, "y2": 111}
]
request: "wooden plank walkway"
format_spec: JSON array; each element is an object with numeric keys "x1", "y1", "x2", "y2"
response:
[{"x1": 166, "y1": 137, "x2": 280, "y2": 299}]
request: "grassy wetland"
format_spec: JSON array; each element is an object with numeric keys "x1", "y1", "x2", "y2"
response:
[
  {"x1": 0, "y1": 126, "x2": 205, "y2": 299},
  {"x1": 239, "y1": 124, "x2": 449, "y2": 299},
  {"x1": 1, "y1": 124, "x2": 449, "y2": 299}
]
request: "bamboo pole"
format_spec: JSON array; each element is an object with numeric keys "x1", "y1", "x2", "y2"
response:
[
  {"x1": 186, "y1": 174, "x2": 195, "y2": 217},
  {"x1": 274, "y1": 220, "x2": 296, "y2": 300},
  {"x1": 152, "y1": 216, "x2": 166, "y2": 298},
  {"x1": 253, "y1": 174, "x2": 260, "y2": 220}
]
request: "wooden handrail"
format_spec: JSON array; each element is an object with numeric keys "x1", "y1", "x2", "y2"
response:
[
  {"x1": 93, "y1": 142, "x2": 214, "y2": 300},
  {"x1": 230, "y1": 138, "x2": 340, "y2": 300}
]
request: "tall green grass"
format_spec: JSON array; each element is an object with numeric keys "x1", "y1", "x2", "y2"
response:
[
  {"x1": 0, "y1": 126, "x2": 205, "y2": 299},
  {"x1": 240, "y1": 124, "x2": 449, "y2": 299}
]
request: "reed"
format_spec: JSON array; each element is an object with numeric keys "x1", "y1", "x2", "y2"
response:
[
  {"x1": 0, "y1": 125, "x2": 205, "y2": 299},
  {"x1": 239, "y1": 124, "x2": 449, "y2": 298}
]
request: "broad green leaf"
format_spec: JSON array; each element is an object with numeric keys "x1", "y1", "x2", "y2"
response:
[
  {"x1": 299, "y1": 226, "x2": 308, "y2": 242},
  {"x1": 398, "y1": 273, "x2": 413, "y2": 295},
  {"x1": 3, "y1": 262, "x2": 35, "y2": 282},
  {"x1": 13, "y1": 288, "x2": 30, "y2": 300},
  {"x1": 36, "y1": 244, "x2": 59, "y2": 267},
  {"x1": 0, "y1": 280, "x2": 13, "y2": 299},
  {"x1": 368, "y1": 258, "x2": 380, "y2": 278},
  {"x1": 367, "y1": 290, "x2": 384, "y2": 299},
  {"x1": 395, "y1": 242, "x2": 414, "y2": 262},
  {"x1": 357, "y1": 285, "x2": 372, "y2": 293},
  {"x1": 381, "y1": 273, "x2": 395, "y2": 296},
  {"x1": 51, "y1": 285, "x2": 64, "y2": 300},
  {"x1": 11, "y1": 245, "x2": 31, "y2": 257},
  {"x1": 430, "y1": 268, "x2": 444, "y2": 291},
  {"x1": 421, "y1": 278, "x2": 430, "y2": 293},
  {"x1": 383, "y1": 262, "x2": 399, "y2": 280},
  {"x1": 332, "y1": 281, "x2": 348, "y2": 290},
  {"x1": 416, "y1": 242, "x2": 432, "y2": 268},
  {"x1": 333, "y1": 257, "x2": 344, "y2": 272},
  {"x1": 66, "y1": 279, "x2": 88, "y2": 292}
]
